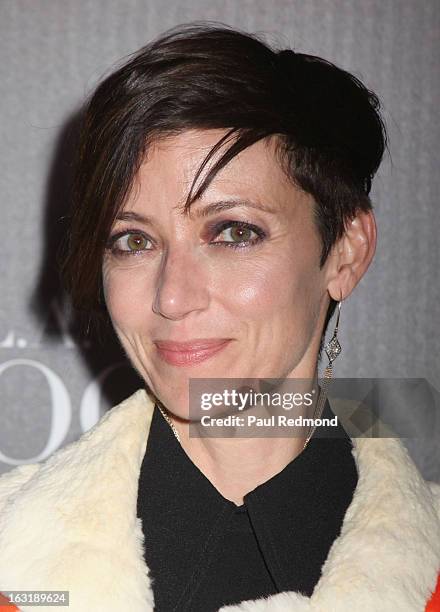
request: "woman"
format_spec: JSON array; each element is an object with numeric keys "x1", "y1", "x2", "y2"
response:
[{"x1": 0, "y1": 22, "x2": 439, "y2": 612}]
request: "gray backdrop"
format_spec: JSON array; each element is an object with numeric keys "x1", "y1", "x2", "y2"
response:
[{"x1": 1, "y1": 1, "x2": 439, "y2": 479}]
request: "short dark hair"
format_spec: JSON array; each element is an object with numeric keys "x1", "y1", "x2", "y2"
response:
[{"x1": 61, "y1": 21, "x2": 387, "y2": 359}]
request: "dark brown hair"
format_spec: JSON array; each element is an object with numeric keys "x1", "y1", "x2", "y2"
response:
[{"x1": 61, "y1": 21, "x2": 387, "y2": 357}]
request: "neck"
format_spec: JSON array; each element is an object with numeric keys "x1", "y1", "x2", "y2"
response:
[{"x1": 168, "y1": 371, "x2": 320, "y2": 506}]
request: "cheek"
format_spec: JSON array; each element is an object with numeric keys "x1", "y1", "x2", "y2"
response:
[
  {"x1": 102, "y1": 264, "x2": 153, "y2": 333},
  {"x1": 216, "y1": 249, "x2": 320, "y2": 325}
]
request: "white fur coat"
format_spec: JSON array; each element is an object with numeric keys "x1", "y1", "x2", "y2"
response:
[{"x1": 0, "y1": 389, "x2": 439, "y2": 611}]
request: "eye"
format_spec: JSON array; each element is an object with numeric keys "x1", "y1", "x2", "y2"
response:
[
  {"x1": 210, "y1": 220, "x2": 265, "y2": 248},
  {"x1": 107, "y1": 230, "x2": 152, "y2": 255}
]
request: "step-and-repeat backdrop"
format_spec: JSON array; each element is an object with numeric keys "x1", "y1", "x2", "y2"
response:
[{"x1": 1, "y1": 1, "x2": 439, "y2": 479}]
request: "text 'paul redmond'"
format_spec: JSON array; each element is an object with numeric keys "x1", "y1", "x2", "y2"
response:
[{"x1": 199, "y1": 414, "x2": 339, "y2": 428}]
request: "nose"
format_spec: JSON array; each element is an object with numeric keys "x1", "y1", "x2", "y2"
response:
[{"x1": 152, "y1": 246, "x2": 210, "y2": 320}]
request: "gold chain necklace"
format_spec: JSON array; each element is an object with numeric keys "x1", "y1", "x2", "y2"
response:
[{"x1": 156, "y1": 377, "x2": 331, "y2": 452}]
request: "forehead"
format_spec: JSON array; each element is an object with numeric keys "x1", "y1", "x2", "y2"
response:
[{"x1": 128, "y1": 128, "x2": 297, "y2": 211}]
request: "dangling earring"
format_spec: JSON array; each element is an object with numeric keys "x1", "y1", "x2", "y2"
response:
[
  {"x1": 303, "y1": 293, "x2": 344, "y2": 449},
  {"x1": 323, "y1": 295, "x2": 343, "y2": 378}
]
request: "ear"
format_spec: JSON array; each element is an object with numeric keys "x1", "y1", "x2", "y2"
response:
[{"x1": 326, "y1": 209, "x2": 377, "y2": 301}]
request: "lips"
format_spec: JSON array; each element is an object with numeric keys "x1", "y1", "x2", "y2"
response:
[{"x1": 154, "y1": 338, "x2": 231, "y2": 366}]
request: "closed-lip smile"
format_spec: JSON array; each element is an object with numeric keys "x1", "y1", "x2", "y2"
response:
[{"x1": 154, "y1": 338, "x2": 232, "y2": 366}]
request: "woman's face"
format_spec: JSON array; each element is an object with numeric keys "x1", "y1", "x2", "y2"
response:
[{"x1": 102, "y1": 129, "x2": 332, "y2": 418}]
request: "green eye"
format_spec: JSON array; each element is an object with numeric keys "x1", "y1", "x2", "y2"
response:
[
  {"x1": 227, "y1": 226, "x2": 253, "y2": 242},
  {"x1": 126, "y1": 233, "x2": 149, "y2": 251},
  {"x1": 108, "y1": 231, "x2": 151, "y2": 254},
  {"x1": 211, "y1": 221, "x2": 263, "y2": 248}
]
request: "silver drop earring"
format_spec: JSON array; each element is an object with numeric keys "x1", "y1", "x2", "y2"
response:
[
  {"x1": 324, "y1": 297, "x2": 343, "y2": 373},
  {"x1": 303, "y1": 295, "x2": 343, "y2": 448}
]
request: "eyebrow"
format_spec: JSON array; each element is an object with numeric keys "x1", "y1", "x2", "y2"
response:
[{"x1": 115, "y1": 199, "x2": 279, "y2": 224}]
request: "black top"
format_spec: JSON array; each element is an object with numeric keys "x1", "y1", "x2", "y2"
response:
[{"x1": 137, "y1": 399, "x2": 358, "y2": 612}]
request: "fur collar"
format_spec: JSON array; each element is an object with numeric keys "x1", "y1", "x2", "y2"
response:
[{"x1": 0, "y1": 389, "x2": 439, "y2": 611}]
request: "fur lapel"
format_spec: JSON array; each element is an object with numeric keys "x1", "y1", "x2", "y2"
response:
[{"x1": 0, "y1": 389, "x2": 439, "y2": 612}]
